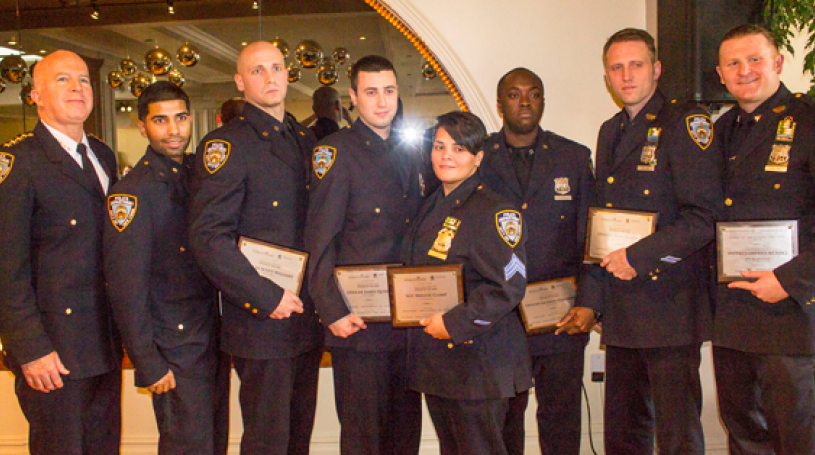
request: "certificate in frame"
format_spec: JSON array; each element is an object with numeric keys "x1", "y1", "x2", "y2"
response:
[
  {"x1": 519, "y1": 277, "x2": 576, "y2": 335},
  {"x1": 585, "y1": 207, "x2": 658, "y2": 263},
  {"x1": 334, "y1": 264, "x2": 400, "y2": 322},
  {"x1": 716, "y1": 220, "x2": 798, "y2": 282},
  {"x1": 387, "y1": 264, "x2": 464, "y2": 327},
  {"x1": 238, "y1": 236, "x2": 308, "y2": 295}
]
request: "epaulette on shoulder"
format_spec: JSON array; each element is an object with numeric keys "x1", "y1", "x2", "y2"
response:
[
  {"x1": 3, "y1": 131, "x2": 33, "y2": 148},
  {"x1": 87, "y1": 132, "x2": 108, "y2": 144},
  {"x1": 793, "y1": 92, "x2": 815, "y2": 107}
]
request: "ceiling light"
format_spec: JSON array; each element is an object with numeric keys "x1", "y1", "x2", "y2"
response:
[
  {"x1": 39, "y1": 49, "x2": 46, "y2": 54},
  {"x1": 8, "y1": 36, "x2": 16, "y2": 46},
  {"x1": 359, "y1": 36, "x2": 366, "y2": 40},
  {"x1": 167, "y1": 0, "x2": 174, "y2": 14},
  {"x1": 252, "y1": 1, "x2": 259, "y2": 9},
  {"x1": 91, "y1": 2, "x2": 100, "y2": 19},
  {"x1": 241, "y1": 42, "x2": 248, "y2": 46}
]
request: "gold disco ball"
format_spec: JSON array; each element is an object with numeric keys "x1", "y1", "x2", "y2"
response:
[
  {"x1": 176, "y1": 43, "x2": 200, "y2": 67},
  {"x1": 294, "y1": 40, "x2": 323, "y2": 69},
  {"x1": 0, "y1": 55, "x2": 28, "y2": 83},
  {"x1": 287, "y1": 61, "x2": 301, "y2": 83},
  {"x1": 270, "y1": 38, "x2": 289, "y2": 59},
  {"x1": 120, "y1": 58, "x2": 138, "y2": 76},
  {"x1": 316, "y1": 60, "x2": 338, "y2": 86},
  {"x1": 167, "y1": 69, "x2": 185, "y2": 87},
  {"x1": 0, "y1": 78, "x2": 5, "y2": 94},
  {"x1": 20, "y1": 83, "x2": 34, "y2": 106},
  {"x1": 422, "y1": 61, "x2": 437, "y2": 80},
  {"x1": 107, "y1": 70, "x2": 125, "y2": 88},
  {"x1": 332, "y1": 47, "x2": 350, "y2": 65},
  {"x1": 144, "y1": 48, "x2": 173, "y2": 76},
  {"x1": 130, "y1": 73, "x2": 151, "y2": 97},
  {"x1": 346, "y1": 61, "x2": 355, "y2": 79}
]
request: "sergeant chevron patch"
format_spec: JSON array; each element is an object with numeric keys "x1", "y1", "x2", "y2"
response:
[{"x1": 504, "y1": 253, "x2": 526, "y2": 281}]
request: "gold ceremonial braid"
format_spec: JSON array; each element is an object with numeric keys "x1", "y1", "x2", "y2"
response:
[{"x1": 363, "y1": 0, "x2": 468, "y2": 112}]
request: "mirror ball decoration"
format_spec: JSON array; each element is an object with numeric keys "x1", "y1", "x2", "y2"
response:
[
  {"x1": 346, "y1": 61, "x2": 354, "y2": 79},
  {"x1": 421, "y1": 61, "x2": 437, "y2": 80},
  {"x1": 130, "y1": 73, "x2": 151, "y2": 97},
  {"x1": 167, "y1": 69, "x2": 185, "y2": 87},
  {"x1": 332, "y1": 47, "x2": 349, "y2": 65},
  {"x1": 176, "y1": 43, "x2": 200, "y2": 67},
  {"x1": 287, "y1": 61, "x2": 301, "y2": 83},
  {"x1": 316, "y1": 60, "x2": 338, "y2": 86},
  {"x1": 294, "y1": 40, "x2": 323, "y2": 69},
  {"x1": 270, "y1": 38, "x2": 289, "y2": 59},
  {"x1": 144, "y1": 48, "x2": 173, "y2": 76},
  {"x1": 20, "y1": 83, "x2": 35, "y2": 106},
  {"x1": 0, "y1": 78, "x2": 5, "y2": 94},
  {"x1": 0, "y1": 55, "x2": 28, "y2": 83},
  {"x1": 107, "y1": 70, "x2": 125, "y2": 88},
  {"x1": 120, "y1": 58, "x2": 138, "y2": 76}
]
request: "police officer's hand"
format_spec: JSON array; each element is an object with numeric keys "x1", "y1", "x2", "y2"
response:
[
  {"x1": 555, "y1": 307, "x2": 596, "y2": 335},
  {"x1": 602, "y1": 248, "x2": 638, "y2": 280},
  {"x1": 21, "y1": 351, "x2": 70, "y2": 393},
  {"x1": 328, "y1": 313, "x2": 367, "y2": 338},
  {"x1": 420, "y1": 314, "x2": 451, "y2": 340},
  {"x1": 729, "y1": 270, "x2": 790, "y2": 303},
  {"x1": 270, "y1": 290, "x2": 304, "y2": 319},
  {"x1": 148, "y1": 370, "x2": 176, "y2": 395}
]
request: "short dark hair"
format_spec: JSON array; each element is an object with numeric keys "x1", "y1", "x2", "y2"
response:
[
  {"x1": 137, "y1": 81, "x2": 190, "y2": 120},
  {"x1": 497, "y1": 67, "x2": 544, "y2": 97},
  {"x1": 349, "y1": 55, "x2": 396, "y2": 92},
  {"x1": 721, "y1": 24, "x2": 779, "y2": 52},
  {"x1": 220, "y1": 97, "x2": 246, "y2": 124},
  {"x1": 603, "y1": 28, "x2": 657, "y2": 64},
  {"x1": 434, "y1": 111, "x2": 487, "y2": 156}
]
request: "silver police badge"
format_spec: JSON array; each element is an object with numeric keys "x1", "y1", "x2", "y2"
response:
[
  {"x1": 313, "y1": 146, "x2": 336, "y2": 180},
  {"x1": 0, "y1": 152, "x2": 13, "y2": 186},
  {"x1": 686, "y1": 115, "x2": 712, "y2": 150},
  {"x1": 496, "y1": 210, "x2": 522, "y2": 248},
  {"x1": 554, "y1": 177, "x2": 572, "y2": 200},
  {"x1": 204, "y1": 140, "x2": 230, "y2": 174},
  {"x1": 108, "y1": 194, "x2": 137, "y2": 232}
]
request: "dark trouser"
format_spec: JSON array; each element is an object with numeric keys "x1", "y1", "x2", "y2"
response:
[
  {"x1": 425, "y1": 394, "x2": 510, "y2": 455},
  {"x1": 331, "y1": 347, "x2": 422, "y2": 455},
  {"x1": 213, "y1": 351, "x2": 232, "y2": 455},
  {"x1": 15, "y1": 367, "x2": 122, "y2": 455},
  {"x1": 232, "y1": 347, "x2": 322, "y2": 455},
  {"x1": 713, "y1": 346, "x2": 815, "y2": 455},
  {"x1": 605, "y1": 344, "x2": 704, "y2": 455},
  {"x1": 152, "y1": 353, "x2": 231, "y2": 454}
]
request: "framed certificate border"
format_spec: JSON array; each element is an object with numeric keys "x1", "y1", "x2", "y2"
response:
[
  {"x1": 519, "y1": 277, "x2": 576, "y2": 336},
  {"x1": 387, "y1": 264, "x2": 464, "y2": 327},
  {"x1": 334, "y1": 264, "x2": 401, "y2": 322},
  {"x1": 716, "y1": 220, "x2": 798, "y2": 283},
  {"x1": 584, "y1": 207, "x2": 659, "y2": 263},
  {"x1": 238, "y1": 236, "x2": 309, "y2": 295}
]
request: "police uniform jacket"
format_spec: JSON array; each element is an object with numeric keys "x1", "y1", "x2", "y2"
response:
[
  {"x1": 305, "y1": 119, "x2": 425, "y2": 351},
  {"x1": 578, "y1": 89, "x2": 724, "y2": 348},
  {"x1": 481, "y1": 128, "x2": 594, "y2": 356},
  {"x1": 714, "y1": 84, "x2": 815, "y2": 355},
  {"x1": 189, "y1": 103, "x2": 323, "y2": 360},
  {"x1": 0, "y1": 121, "x2": 120, "y2": 378},
  {"x1": 403, "y1": 174, "x2": 532, "y2": 399},
  {"x1": 105, "y1": 147, "x2": 219, "y2": 387}
]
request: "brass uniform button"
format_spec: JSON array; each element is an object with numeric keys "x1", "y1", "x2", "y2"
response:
[
  {"x1": 245, "y1": 303, "x2": 251, "y2": 308},
  {"x1": 273, "y1": 201, "x2": 278, "y2": 207},
  {"x1": 70, "y1": 219, "x2": 77, "y2": 226},
  {"x1": 447, "y1": 343, "x2": 453, "y2": 349},
  {"x1": 406, "y1": 219, "x2": 410, "y2": 224},
  {"x1": 774, "y1": 184, "x2": 780, "y2": 189},
  {"x1": 65, "y1": 308, "x2": 72, "y2": 315},
  {"x1": 561, "y1": 215, "x2": 565, "y2": 219},
  {"x1": 652, "y1": 276, "x2": 658, "y2": 281},
  {"x1": 644, "y1": 189, "x2": 650, "y2": 195},
  {"x1": 252, "y1": 309, "x2": 258, "y2": 314},
  {"x1": 274, "y1": 126, "x2": 280, "y2": 131},
  {"x1": 179, "y1": 247, "x2": 185, "y2": 252},
  {"x1": 178, "y1": 324, "x2": 184, "y2": 330},
  {"x1": 493, "y1": 144, "x2": 499, "y2": 149},
  {"x1": 172, "y1": 168, "x2": 178, "y2": 173},
  {"x1": 606, "y1": 203, "x2": 613, "y2": 207},
  {"x1": 725, "y1": 198, "x2": 733, "y2": 206},
  {"x1": 521, "y1": 203, "x2": 528, "y2": 209},
  {"x1": 375, "y1": 207, "x2": 381, "y2": 213},
  {"x1": 263, "y1": 132, "x2": 269, "y2": 137},
  {"x1": 607, "y1": 176, "x2": 614, "y2": 184}
]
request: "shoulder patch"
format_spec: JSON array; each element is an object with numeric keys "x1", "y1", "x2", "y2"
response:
[
  {"x1": 0, "y1": 152, "x2": 14, "y2": 185},
  {"x1": 686, "y1": 114, "x2": 712, "y2": 150},
  {"x1": 204, "y1": 140, "x2": 231, "y2": 174},
  {"x1": 496, "y1": 210, "x2": 522, "y2": 248},
  {"x1": 313, "y1": 146, "x2": 336, "y2": 179},
  {"x1": 108, "y1": 194, "x2": 138, "y2": 232}
]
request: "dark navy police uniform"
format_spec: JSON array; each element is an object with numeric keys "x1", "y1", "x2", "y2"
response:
[
  {"x1": 188, "y1": 103, "x2": 323, "y2": 455},
  {"x1": 0, "y1": 122, "x2": 122, "y2": 455},
  {"x1": 104, "y1": 147, "x2": 230, "y2": 454},
  {"x1": 580, "y1": 89, "x2": 723, "y2": 454},
  {"x1": 481, "y1": 127, "x2": 595, "y2": 455},
  {"x1": 403, "y1": 173, "x2": 532, "y2": 455},
  {"x1": 305, "y1": 119, "x2": 425, "y2": 455}
]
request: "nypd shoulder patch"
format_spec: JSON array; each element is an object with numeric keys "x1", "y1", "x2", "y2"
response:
[
  {"x1": 686, "y1": 115, "x2": 712, "y2": 150},
  {"x1": 313, "y1": 146, "x2": 336, "y2": 180},
  {"x1": 496, "y1": 210, "x2": 522, "y2": 248},
  {"x1": 0, "y1": 152, "x2": 14, "y2": 185},
  {"x1": 504, "y1": 253, "x2": 527, "y2": 281},
  {"x1": 108, "y1": 194, "x2": 137, "y2": 232},
  {"x1": 204, "y1": 140, "x2": 231, "y2": 174}
]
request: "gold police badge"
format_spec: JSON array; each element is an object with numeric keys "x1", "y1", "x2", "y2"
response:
[
  {"x1": 313, "y1": 146, "x2": 336, "y2": 180},
  {"x1": 108, "y1": 194, "x2": 137, "y2": 232},
  {"x1": 428, "y1": 217, "x2": 460, "y2": 260},
  {"x1": 496, "y1": 210, "x2": 522, "y2": 248},
  {"x1": 204, "y1": 140, "x2": 230, "y2": 174},
  {"x1": 0, "y1": 152, "x2": 13, "y2": 185}
]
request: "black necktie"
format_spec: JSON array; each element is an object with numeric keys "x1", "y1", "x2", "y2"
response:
[
  {"x1": 77, "y1": 143, "x2": 105, "y2": 196},
  {"x1": 510, "y1": 146, "x2": 531, "y2": 191},
  {"x1": 730, "y1": 113, "x2": 756, "y2": 159}
]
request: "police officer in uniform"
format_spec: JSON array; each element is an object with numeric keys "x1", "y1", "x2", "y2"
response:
[
  {"x1": 713, "y1": 24, "x2": 815, "y2": 454},
  {"x1": 305, "y1": 55, "x2": 424, "y2": 455},
  {"x1": 562, "y1": 29, "x2": 723, "y2": 454},
  {"x1": 188, "y1": 42, "x2": 323, "y2": 455},
  {"x1": 104, "y1": 82, "x2": 229, "y2": 454},
  {"x1": 404, "y1": 111, "x2": 532, "y2": 455},
  {"x1": 481, "y1": 68, "x2": 594, "y2": 455},
  {"x1": 0, "y1": 50, "x2": 122, "y2": 454}
]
